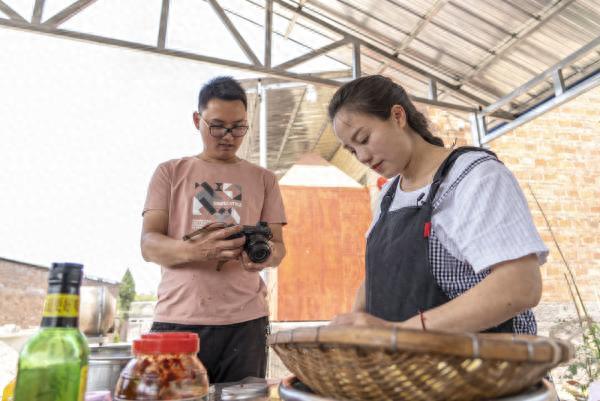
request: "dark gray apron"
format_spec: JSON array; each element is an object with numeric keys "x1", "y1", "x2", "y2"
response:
[{"x1": 365, "y1": 146, "x2": 514, "y2": 333}]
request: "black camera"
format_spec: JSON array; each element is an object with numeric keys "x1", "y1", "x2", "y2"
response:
[{"x1": 226, "y1": 222, "x2": 273, "y2": 263}]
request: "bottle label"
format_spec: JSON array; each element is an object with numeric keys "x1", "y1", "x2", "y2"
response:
[
  {"x1": 42, "y1": 294, "x2": 80, "y2": 317},
  {"x1": 78, "y1": 365, "x2": 88, "y2": 401}
]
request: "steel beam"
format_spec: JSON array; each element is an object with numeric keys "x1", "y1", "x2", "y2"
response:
[
  {"x1": 245, "y1": 87, "x2": 262, "y2": 160},
  {"x1": 352, "y1": 42, "x2": 361, "y2": 78},
  {"x1": 476, "y1": 114, "x2": 487, "y2": 144},
  {"x1": 157, "y1": 0, "x2": 170, "y2": 49},
  {"x1": 32, "y1": 0, "x2": 45, "y2": 24},
  {"x1": 469, "y1": 113, "x2": 481, "y2": 147},
  {"x1": 449, "y1": 1, "x2": 511, "y2": 36},
  {"x1": 482, "y1": 69, "x2": 600, "y2": 144},
  {"x1": 272, "y1": 0, "x2": 497, "y2": 109},
  {"x1": 399, "y1": 0, "x2": 447, "y2": 50},
  {"x1": 264, "y1": 0, "x2": 273, "y2": 68},
  {"x1": 428, "y1": 79, "x2": 438, "y2": 101},
  {"x1": 0, "y1": 16, "x2": 505, "y2": 117},
  {"x1": 239, "y1": 70, "x2": 352, "y2": 89},
  {"x1": 310, "y1": 0, "x2": 476, "y2": 72},
  {"x1": 333, "y1": 0, "x2": 542, "y2": 83},
  {"x1": 408, "y1": 95, "x2": 477, "y2": 114},
  {"x1": 378, "y1": 0, "x2": 447, "y2": 74},
  {"x1": 0, "y1": 1, "x2": 26, "y2": 22},
  {"x1": 383, "y1": 0, "x2": 504, "y2": 55},
  {"x1": 259, "y1": 81, "x2": 268, "y2": 168},
  {"x1": 284, "y1": 0, "x2": 308, "y2": 39},
  {"x1": 207, "y1": 0, "x2": 261, "y2": 66},
  {"x1": 276, "y1": 87, "x2": 307, "y2": 164},
  {"x1": 43, "y1": 0, "x2": 97, "y2": 27},
  {"x1": 274, "y1": 39, "x2": 348, "y2": 70},
  {"x1": 0, "y1": 17, "x2": 339, "y2": 85},
  {"x1": 553, "y1": 69, "x2": 565, "y2": 96},
  {"x1": 311, "y1": 118, "x2": 330, "y2": 152},
  {"x1": 453, "y1": 0, "x2": 576, "y2": 91},
  {"x1": 482, "y1": 35, "x2": 600, "y2": 116}
]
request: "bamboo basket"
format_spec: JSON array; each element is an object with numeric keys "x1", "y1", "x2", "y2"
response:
[{"x1": 268, "y1": 326, "x2": 573, "y2": 401}]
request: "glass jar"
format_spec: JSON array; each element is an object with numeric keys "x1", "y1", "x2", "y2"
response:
[{"x1": 114, "y1": 332, "x2": 209, "y2": 401}]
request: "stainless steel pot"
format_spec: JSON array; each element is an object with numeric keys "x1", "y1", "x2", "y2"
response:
[
  {"x1": 80, "y1": 286, "x2": 117, "y2": 336},
  {"x1": 278, "y1": 377, "x2": 557, "y2": 401},
  {"x1": 87, "y1": 343, "x2": 132, "y2": 394}
]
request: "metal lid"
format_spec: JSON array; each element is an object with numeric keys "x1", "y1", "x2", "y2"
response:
[{"x1": 221, "y1": 383, "x2": 268, "y2": 400}]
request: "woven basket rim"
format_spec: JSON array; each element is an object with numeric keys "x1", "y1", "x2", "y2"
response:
[{"x1": 268, "y1": 325, "x2": 573, "y2": 364}]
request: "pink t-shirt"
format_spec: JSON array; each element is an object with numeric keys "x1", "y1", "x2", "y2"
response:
[{"x1": 143, "y1": 156, "x2": 287, "y2": 325}]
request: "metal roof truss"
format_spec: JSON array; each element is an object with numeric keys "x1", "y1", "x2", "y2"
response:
[{"x1": 0, "y1": 0, "x2": 599, "y2": 153}]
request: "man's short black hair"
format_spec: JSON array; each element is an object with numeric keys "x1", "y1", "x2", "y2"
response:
[{"x1": 198, "y1": 76, "x2": 247, "y2": 112}]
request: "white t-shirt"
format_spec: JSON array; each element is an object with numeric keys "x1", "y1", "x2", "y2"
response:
[{"x1": 368, "y1": 151, "x2": 549, "y2": 273}]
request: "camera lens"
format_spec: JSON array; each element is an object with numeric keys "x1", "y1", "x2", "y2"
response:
[{"x1": 246, "y1": 239, "x2": 271, "y2": 263}]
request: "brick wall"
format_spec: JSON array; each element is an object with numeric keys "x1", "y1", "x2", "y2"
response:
[
  {"x1": 424, "y1": 86, "x2": 600, "y2": 305},
  {"x1": 0, "y1": 258, "x2": 120, "y2": 327},
  {"x1": 0, "y1": 259, "x2": 48, "y2": 327}
]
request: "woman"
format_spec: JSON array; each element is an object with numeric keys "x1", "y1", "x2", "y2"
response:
[{"x1": 329, "y1": 75, "x2": 547, "y2": 333}]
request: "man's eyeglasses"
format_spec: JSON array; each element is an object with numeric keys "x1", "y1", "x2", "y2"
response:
[{"x1": 200, "y1": 117, "x2": 249, "y2": 138}]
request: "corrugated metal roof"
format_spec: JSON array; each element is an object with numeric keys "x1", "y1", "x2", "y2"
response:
[
  {"x1": 236, "y1": 0, "x2": 600, "y2": 175},
  {"x1": 1, "y1": 0, "x2": 598, "y2": 181},
  {"x1": 235, "y1": 0, "x2": 600, "y2": 180}
]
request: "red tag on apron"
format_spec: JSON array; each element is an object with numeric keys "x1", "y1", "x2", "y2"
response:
[{"x1": 423, "y1": 222, "x2": 431, "y2": 238}]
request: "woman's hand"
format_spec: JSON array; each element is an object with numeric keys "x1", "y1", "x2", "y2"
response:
[{"x1": 329, "y1": 312, "x2": 393, "y2": 328}]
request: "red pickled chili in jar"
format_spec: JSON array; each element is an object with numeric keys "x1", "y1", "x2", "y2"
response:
[{"x1": 114, "y1": 332, "x2": 209, "y2": 400}]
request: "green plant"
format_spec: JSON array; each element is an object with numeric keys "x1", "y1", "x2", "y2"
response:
[
  {"x1": 118, "y1": 268, "x2": 136, "y2": 314},
  {"x1": 561, "y1": 319, "x2": 600, "y2": 400},
  {"x1": 529, "y1": 185, "x2": 599, "y2": 400}
]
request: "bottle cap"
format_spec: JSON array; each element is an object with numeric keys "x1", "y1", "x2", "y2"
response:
[
  {"x1": 49, "y1": 262, "x2": 83, "y2": 285},
  {"x1": 133, "y1": 332, "x2": 199, "y2": 354}
]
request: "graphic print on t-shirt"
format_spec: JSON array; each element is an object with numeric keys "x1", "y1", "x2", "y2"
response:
[{"x1": 192, "y1": 182, "x2": 243, "y2": 230}]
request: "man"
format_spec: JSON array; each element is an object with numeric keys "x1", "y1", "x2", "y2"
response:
[{"x1": 141, "y1": 76, "x2": 287, "y2": 383}]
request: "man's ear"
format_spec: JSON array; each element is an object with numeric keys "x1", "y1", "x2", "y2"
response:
[
  {"x1": 192, "y1": 111, "x2": 201, "y2": 130},
  {"x1": 390, "y1": 105, "x2": 407, "y2": 128}
]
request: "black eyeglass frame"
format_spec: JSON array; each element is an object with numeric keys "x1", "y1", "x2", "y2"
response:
[{"x1": 200, "y1": 116, "x2": 249, "y2": 138}]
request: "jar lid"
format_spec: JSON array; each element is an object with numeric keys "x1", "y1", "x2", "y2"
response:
[
  {"x1": 142, "y1": 331, "x2": 199, "y2": 341},
  {"x1": 84, "y1": 390, "x2": 111, "y2": 401},
  {"x1": 221, "y1": 383, "x2": 268, "y2": 400},
  {"x1": 133, "y1": 332, "x2": 199, "y2": 354}
]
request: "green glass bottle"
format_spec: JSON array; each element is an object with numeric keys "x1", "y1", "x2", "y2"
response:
[{"x1": 14, "y1": 262, "x2": 90, "y2": 401}]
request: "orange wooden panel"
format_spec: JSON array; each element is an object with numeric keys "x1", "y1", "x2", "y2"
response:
[{"x1": 277, "y1": 186, "x2": 372, "y2": 321}]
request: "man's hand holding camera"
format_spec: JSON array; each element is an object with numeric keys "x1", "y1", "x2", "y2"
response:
[
  {"x1": 183, "y1": 221, "x2": 276, "y2": 272},
  {"x1": 229, "y1": 222, "x2": 274, "y2": 273},
  {"x1": 183, "y1": 223, "x2": 245, "y2": 263}
]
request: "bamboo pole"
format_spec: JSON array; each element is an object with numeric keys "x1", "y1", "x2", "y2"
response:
[{"x1": 527, "y1": 184, "x2": 589, "y2": 317}]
